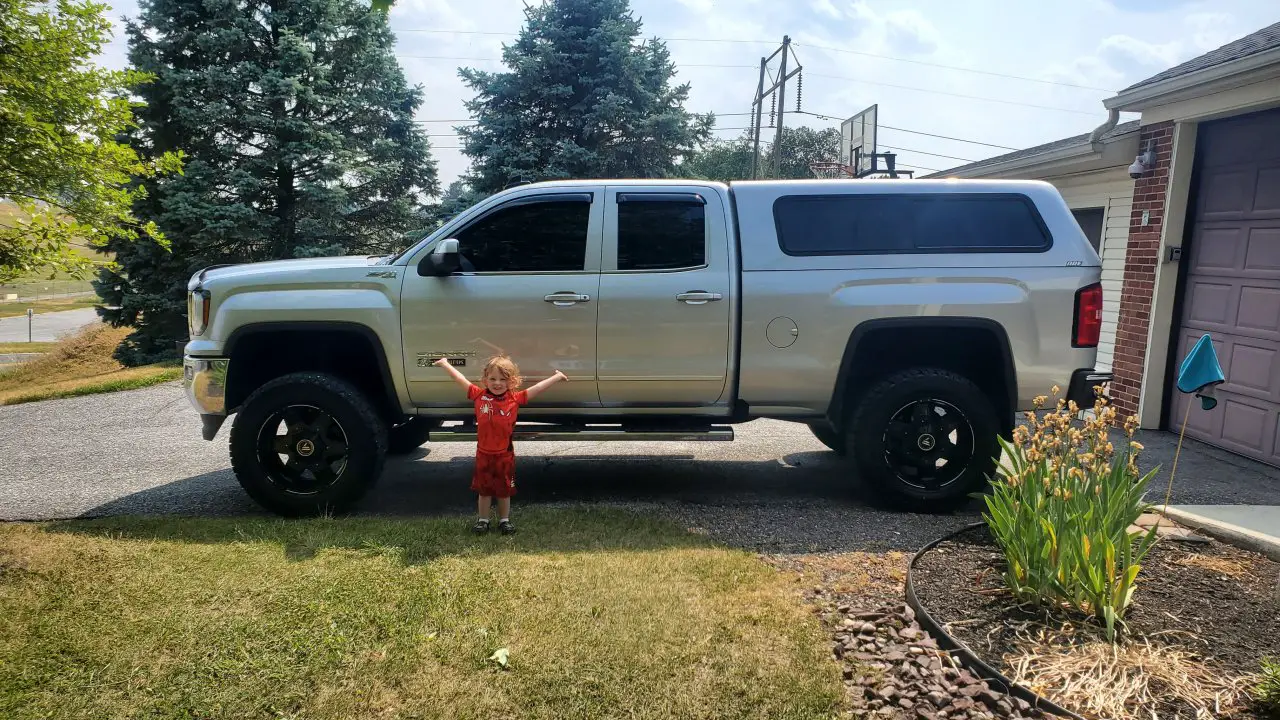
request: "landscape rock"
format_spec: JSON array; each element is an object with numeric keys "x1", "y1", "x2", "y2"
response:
[{"x1": 808, "y1": 601, "x2": 1045, "y2": 719}]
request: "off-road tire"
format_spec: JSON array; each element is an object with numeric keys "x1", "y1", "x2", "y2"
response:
[
  {"x1": 387, "y1": 417, "x2": 440, "y2": 455},
  {"x1": 229, "y1": 372, "x2": 387, "y2": 517},
  {"x1": 847, "y1": 368, "x2": 999, "y2": 511}
]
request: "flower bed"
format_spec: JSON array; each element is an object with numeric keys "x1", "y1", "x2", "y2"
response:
[{"x1": 911, "y1": 525, "x2": 1279, "y2": 718}]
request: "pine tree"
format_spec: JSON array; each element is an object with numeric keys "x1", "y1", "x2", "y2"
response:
[
  {"x1": 97, "y1": 0, "x2": 437, "y2": 363},
  {"x1": 459, "y1": 0, "x2": 712, "y2": 194}
]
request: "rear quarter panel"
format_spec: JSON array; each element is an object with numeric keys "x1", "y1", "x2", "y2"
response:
[{"x1": 730, "y1": 179, "x2": 1101, "y2": 416}]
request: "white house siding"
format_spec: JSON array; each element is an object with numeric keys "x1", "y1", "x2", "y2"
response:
[{"x1": 1049, "y1": 170, "x2": 1136, "y2": 372}]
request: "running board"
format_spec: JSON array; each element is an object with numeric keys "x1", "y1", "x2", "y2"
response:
[{"x1": 429, "y1": 424, "x2": 735, "y2": 443}]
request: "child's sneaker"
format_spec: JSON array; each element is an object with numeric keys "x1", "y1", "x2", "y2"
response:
[
  {"x1": 472, "y1": 518, "x2": 490, "y2": 534},
  {"x1": 498, "y1": 519, "x2": 516, "y2": 536}
]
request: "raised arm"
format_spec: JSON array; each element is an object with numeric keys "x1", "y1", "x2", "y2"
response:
[
  {"x1": 524, "y1": 370, "x2": 569, "y2": 401},
  {"x1": 433, "y1": 358, "x2": 475, "y2": 390}
]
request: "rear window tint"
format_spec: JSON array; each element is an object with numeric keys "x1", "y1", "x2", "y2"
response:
[{"x1": 773, "y1": 194, "x2": 1051, "y2": 255}]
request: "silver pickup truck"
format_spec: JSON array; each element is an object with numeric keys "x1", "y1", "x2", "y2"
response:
[{"x1": 183, "y1": 178, "x2": 1109, "y2": 516}]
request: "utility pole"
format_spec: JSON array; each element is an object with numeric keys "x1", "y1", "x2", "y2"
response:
[
  {"x1": 749, "y1": 36, "x2": 801, "y2": 180},
  {"x1": 750, "y1": 57, "x2": 766, "y2": 180},
  {"x1": 773, "y1": 35, "x2": 790, "y2": 178}
]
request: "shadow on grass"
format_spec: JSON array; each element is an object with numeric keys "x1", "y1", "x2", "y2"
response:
[{"x1": 42, "y1": 506, "x2": 725, "y2": 565}]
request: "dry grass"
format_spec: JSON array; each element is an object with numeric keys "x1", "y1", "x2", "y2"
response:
[
  {"x1": 0, "y1": 323, "x2": 179, "y2": 405},
  {"x1": 1170, "y1": 553, "x2": 1253, "y2": 579},
  {"x1": 0, "y1": 342, "x2": 56, "y2": 354},
  {"x1": 1006, "y1": 625, "x2": 1257, "y2": 719},
  {"x1": 0, "y1": 512, "x2": 842, "y2": 720}
]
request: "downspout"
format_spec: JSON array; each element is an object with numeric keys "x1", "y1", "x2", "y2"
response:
[{"x1": 1088, "y1": 108, "x2": 1120, "y2": 151}]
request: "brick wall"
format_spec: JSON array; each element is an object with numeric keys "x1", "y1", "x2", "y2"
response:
[{"x1": 1109, "y1": 121, "x2": 1175, "y2": 417}]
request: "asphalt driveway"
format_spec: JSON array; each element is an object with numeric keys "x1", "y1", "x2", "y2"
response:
[{"x1": 2, "y1": 383, "x2": 1278, "y2": 552}]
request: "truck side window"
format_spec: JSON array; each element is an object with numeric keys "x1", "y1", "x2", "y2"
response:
[
  {"x1": 773, "y1": 194, "x2": 1050, "y2": 255},
  {"x1": 455, "y1": 200, "x2": 590, "y2": 272},
  {"x1": 617, "y1": 199, "x2": 706, "y2": 271}
]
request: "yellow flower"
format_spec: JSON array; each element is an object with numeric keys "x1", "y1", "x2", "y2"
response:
[
  {"x1": 1051, "y1": 385, "x2": 1061, "y2": 396},
  {"x1": 1033, "y1": 395, "x2": 1048, "y2": 408},
  {"x1": 1130, "y1": 441, "x2": 1144, "y2": 452}
]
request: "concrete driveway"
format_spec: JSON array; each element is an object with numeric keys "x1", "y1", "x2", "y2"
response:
[
  {"x1": 2, "y1": 383, "x2": 1279, "y2": 552},
  {"x1": 0, "y1": 307, "x2": 99, "y2": 342}
]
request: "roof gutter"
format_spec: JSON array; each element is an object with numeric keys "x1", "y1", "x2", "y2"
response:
[
  {"x1": 1105, "y1": 45, "x2": 1280, "y2": 112},
  {"x1": 1088, "y1": 108, "x2": 1120, "y2": 150}
]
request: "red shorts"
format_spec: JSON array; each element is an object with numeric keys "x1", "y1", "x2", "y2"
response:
[{"x1": 472, "y1": 449, "x2": 516, "y2": 498}]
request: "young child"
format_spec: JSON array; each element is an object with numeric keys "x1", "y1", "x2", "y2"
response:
[{"x1": 434, "y1": 355, "x2": 568, "y2": 534}]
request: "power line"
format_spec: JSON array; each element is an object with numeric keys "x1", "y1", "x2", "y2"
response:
[
  {"x1": 879, "y1": 124, "x2": 1017, "y2": 152},
  {"x1": 416, "y1": 113, "x2": 1016, "y2": 152},
  {"x1": 878, "y1": 146, "x2": 975, "y2": 163},
  {"x1": 793, "y1": 111, "x2": 1018, "y2": 150},
  {"x1": 394, "y1": 53, "x2": 1099, "y2": 117},
  {"x1": 804, "y1": 71, "x2": 1097, "y2": 116},
  {"x1": 391, "y1": 28, "x2": 1115, "y2": 93},
  {"x1": 394, "y1": 27, "x2": 1116, "y2": 92},
  {"x1": 793, "y1": 42, "x2": 1113, "y2": 92}
]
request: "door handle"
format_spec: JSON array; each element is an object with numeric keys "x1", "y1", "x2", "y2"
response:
[
  {"x1": 544, "y1": 291, "x2": 592, "y2": 306},
  {"x1": 676, "y1": 291, "x2": 723, "y2": 305}
]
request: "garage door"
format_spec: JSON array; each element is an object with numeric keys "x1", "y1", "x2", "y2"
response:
[{"x1": 1173, "y1": 106, "x2": 1280, "y2": 465}]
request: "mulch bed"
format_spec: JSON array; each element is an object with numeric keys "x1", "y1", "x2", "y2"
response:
[{"x1": 911, "y1": 525, "x2": 1280, "y2": 719}]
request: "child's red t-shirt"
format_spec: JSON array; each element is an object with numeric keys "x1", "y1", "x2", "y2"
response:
[{"x1": 468, "y1": 385, "x2": 529, "y2": 454}]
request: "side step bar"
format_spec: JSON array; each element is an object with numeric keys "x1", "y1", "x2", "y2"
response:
[{"x1": 429, "y1": 424, "x2": 735, "y2": 443}]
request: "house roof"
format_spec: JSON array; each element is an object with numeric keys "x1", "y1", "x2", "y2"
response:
[
  {"x1": 929, "y1": 120, "x2": 1140, "y2": 178},
  {"x1": 1121, "y1": 21, "x2": 1280, "y2": 92}
]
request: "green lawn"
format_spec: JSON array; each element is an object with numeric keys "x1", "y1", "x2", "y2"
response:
[
  {"x1": 0, "y1": 296, "x2": 99, "y2": 319},
  {"x1": 0, "y1": 510, "x2": 843, "y2": 720}
]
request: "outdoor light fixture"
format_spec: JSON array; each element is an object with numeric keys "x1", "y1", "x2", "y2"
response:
[{"x1": 1128, "y1": 139, "x2": 1157, "y2": 178}]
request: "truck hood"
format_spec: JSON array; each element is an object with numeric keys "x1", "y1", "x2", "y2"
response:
[{"x1": 188, "y1": 255, "x2": 385, "y2": 290}]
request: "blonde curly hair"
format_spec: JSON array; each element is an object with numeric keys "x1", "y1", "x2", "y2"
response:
[{"x1": 481, "y1": 355, "x2": 523, "y2": 389}]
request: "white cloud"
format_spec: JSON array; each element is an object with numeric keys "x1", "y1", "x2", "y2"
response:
[
  {"x1": 1184, "y1": 12, "x2": 1237, "y2": 51},
  {"x1": 1097, "y1": 34, "x2": 1183, "y2": 67}
]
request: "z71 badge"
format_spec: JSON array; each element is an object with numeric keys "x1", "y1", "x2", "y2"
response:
[{"x1": 417, "y1": 357, "x2": 466, "y2": 367}]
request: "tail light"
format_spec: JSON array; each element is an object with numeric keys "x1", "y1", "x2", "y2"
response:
[{"x1": 1073, "y1": 283, "x2": 1103, "y2": 348}]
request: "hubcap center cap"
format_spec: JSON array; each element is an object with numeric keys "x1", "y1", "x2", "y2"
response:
[
  {"x1": 917, "y1": 434, "x2": 936, "y2": 452},
  {"x1": 295, "y1": 438, "x2": 316, "y2": 457}
]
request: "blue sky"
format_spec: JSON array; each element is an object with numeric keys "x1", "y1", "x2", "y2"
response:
[{"x1": 95, "y1": 0, "x2": 1280, "y2": 187}]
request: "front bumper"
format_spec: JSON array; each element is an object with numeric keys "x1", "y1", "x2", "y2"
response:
[
  {"x1": 183, "y1": 356, "x2": 229, "y2": 415},
  {"x1": 1066, "y1": 368, "x2": 1112, "y2": 408}
]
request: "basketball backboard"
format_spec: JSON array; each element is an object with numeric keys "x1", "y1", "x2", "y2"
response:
[{"x1": 841, "y1": 104, "x2": 877, "y2": 177}]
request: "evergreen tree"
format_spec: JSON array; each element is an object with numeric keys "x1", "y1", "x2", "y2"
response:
[
  {"x1": 97, "y1": 0, "x2": 437, "y2": 363},
  {"x1": 458, "y1": 0, "x2": 712, "y2": 194}
]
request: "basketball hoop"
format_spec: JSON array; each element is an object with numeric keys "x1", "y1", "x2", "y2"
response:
[{"x1": 810, "y1": 162, "x2": 854, "y2": 179}]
